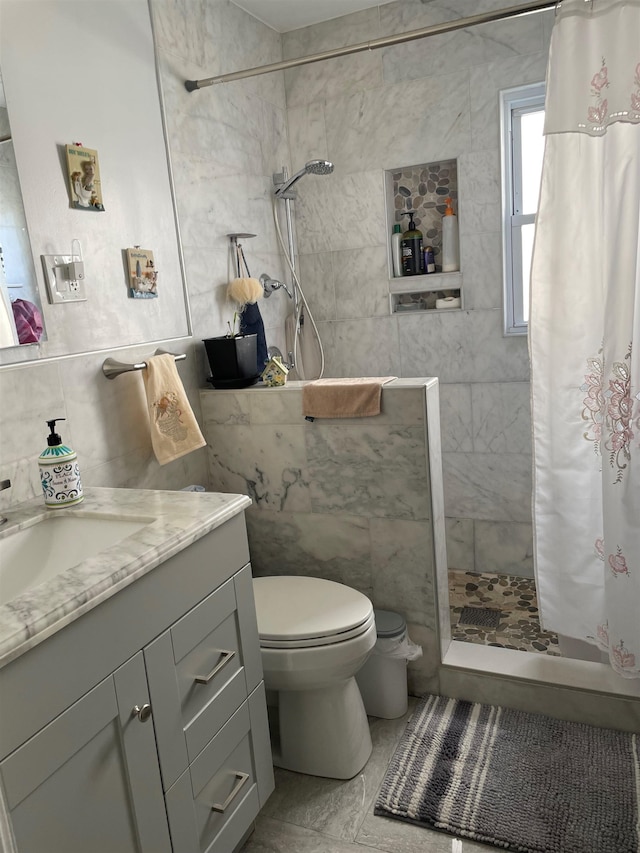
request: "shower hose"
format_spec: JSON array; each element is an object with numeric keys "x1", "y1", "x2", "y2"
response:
[{"x1": 271, "y1": 197, "x2": 325, "y2": 380}]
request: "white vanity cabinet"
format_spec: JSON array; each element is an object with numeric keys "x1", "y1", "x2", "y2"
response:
[{"x1": 0, "y1": 510, "x2": 274, "y2": 853}]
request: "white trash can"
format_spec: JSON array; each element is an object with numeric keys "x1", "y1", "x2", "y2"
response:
[{"x1": 356, "y1": 609, "x2": 422, "y2": 719}]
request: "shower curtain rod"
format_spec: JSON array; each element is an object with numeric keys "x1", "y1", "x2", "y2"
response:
[{"x1": 185, "y1": 0, "x2": 557, "y2": 91}]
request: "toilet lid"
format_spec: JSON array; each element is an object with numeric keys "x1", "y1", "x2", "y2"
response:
[{"x1": 253, "y1": 576, "x2": 374, "y2": 646}]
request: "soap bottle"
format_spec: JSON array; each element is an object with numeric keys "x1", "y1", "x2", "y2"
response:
[
  {"x1": 391, "y1": 223, "x2": 403, "y2": 277},
  {"x1": 38, "y1": 418, "x2": 84, "y2": 508},
  {"x1": 441, "y1": 197, "x2": 460, "y2": 272},
  {"x1": 424, "y1": 246, "x2": 435, "y2": 274},
  {"x1": 400, "y1": 211, "x2": 424, "y2": 276}
]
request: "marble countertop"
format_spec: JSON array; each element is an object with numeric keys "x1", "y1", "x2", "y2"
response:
[{"x1": 0, "y1": 487, "x2": 251, "y2": 668}]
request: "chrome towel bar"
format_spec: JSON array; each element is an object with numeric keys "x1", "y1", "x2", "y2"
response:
[{"x1": 102, "y1": 348, "x2": 186, "y2": 379}]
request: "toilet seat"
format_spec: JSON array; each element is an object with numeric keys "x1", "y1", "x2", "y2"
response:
[{"x1": 253, "y1": 576, "x2": 374, "y2": 648}]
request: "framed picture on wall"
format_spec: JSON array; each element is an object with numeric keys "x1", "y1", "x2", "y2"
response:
[
  {"x1": 66, "y1": 144, "x2": 105, "y2": 211},
  {"x1": 126, "y1": 247, "x2": 158, "y2": 299}
]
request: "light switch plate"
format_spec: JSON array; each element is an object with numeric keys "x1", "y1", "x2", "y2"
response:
[{"x1": 41, "y1": 254, "x2": 87, "y2": 303}]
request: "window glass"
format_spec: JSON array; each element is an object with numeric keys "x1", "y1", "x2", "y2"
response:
[
  {"x1": 520, "y1": 110, "x2": 545, "y2": 215},
  {"x1": 501, "y1": 83, "x2": 545, "y2": 335},
  {"x1": 520, "y1": 222, "x2": 536, "y2": 324}
]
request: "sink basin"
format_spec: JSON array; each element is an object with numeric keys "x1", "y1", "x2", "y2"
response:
[{"x1": 0, "y1": 515, "x2": 151, "y2": 605}]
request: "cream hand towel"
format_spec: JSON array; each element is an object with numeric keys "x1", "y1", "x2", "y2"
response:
[
  {"x1": 302, "y1": 377, "x2": 396, "y2": 419},
  {"x1": 142, "y1": 354, "x2": 206, "y2": 465}
]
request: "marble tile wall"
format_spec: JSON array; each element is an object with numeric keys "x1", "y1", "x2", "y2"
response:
[
  {"x1": 200, "y1": 382, "x2": 444, "y2": 693},
  {"x1": 0, "y1": 0, "x2": 290, "y2": 506},
  {"x1": 282, "y1": 0, "x2": 552, "y2": 578}
]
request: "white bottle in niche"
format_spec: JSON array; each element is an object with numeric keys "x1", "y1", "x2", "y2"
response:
[
  {"x1": 441, "y1": 197, "x2": 460, "y2": 272},
  {"x1": 391, "y1": 224, "x2": 403, "y2": 277},
  {"x1": 38, "y1": 418, "x2": 84, "y2": 508}
]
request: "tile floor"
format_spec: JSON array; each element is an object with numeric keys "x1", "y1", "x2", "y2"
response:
[
  {"x1": 240, "y1": 700, "x2": 512, "y2": 853},
  {"x1": 449, "y1": 570, "x2": 560, "y2": 655}
]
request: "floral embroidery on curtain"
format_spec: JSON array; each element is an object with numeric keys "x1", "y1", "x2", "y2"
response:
[
  {"x1": 581, "y1": 344, "x2": 634, "y2": 482},
  {"x1": 594, "y1": 539, "x2": 636, "y2": 674},
  {"x1": 581, "y1": 52, "x2": 640, "y2": 132},
  {"x1": 588, "y1": 59, "x2": 609, "y2": 129}
]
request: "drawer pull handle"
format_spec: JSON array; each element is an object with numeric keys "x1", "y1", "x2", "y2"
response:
[
  {"x1": 194, "y1": 649, "x2": 236, "y2": 684},
  {"x1": 210, "y1": 771, "x2": 250, "y2": 813}
]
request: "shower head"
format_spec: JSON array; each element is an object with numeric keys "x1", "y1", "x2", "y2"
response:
[
  {"x1": 273, "y1": 159, "x2": 334, "y2": 198},
  {"x1": 305, "y1": 159, "x2": 334, "y2": 176}
]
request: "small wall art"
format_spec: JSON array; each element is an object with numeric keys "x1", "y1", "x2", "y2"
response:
[
  {"x1": 126, "y1": 247, "x2": 158, "y2": 299},
  {"x1": 66, "y1": 144, "x2": 105, "y2": 211}
]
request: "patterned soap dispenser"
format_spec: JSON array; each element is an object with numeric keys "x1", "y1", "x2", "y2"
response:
[{"x1": 38, "y1": 418, "x2": 84, "y2": 508}]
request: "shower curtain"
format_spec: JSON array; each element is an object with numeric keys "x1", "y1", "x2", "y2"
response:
[{"x1": 530, "y1": 0, "x2": 640, "y2": 677}]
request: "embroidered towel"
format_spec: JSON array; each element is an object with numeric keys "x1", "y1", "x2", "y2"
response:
[
  {"x1": 142, "y1": 354, "x2": 206, "y2": 465},
  {"x1": 302, "y1": 377, "x2": 396, "y2": 419}
]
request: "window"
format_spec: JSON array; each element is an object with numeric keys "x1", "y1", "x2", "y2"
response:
[{"x1": 500, "y1": 83, "x2": 545, "y2": 335}]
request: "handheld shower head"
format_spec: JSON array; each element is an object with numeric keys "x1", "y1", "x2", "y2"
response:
[
  {"x1": 305, "y1": 159, "x2": 334, "y2": 176},
  {"x1": 273, "y1": 159, "x2": 334, "y2": 198}
]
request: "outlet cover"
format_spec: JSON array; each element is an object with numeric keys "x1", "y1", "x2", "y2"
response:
[{"x1": 41, "y1": 254, "x2": 87, "y2": 303}]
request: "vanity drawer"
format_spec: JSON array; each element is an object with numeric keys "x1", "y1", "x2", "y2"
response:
[
  {"x1": 173, "y1": 580, "x2": 246, "y2": 762},
  {"x1": 145, "y1": 577, "x2": 249, "y2": 789},
  {"x1": 165, "y1": 701, "x2": 260, "y2": 853}
]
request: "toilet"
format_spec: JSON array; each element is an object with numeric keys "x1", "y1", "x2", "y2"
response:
[{"x1": 253, "y1": 575, "x2": 377, "y2": 780}]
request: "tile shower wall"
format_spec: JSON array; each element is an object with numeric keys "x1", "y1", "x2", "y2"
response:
[
  {"x1": 200, "y1": 382, "x2": 445, "y2": 695},
  {"x1": 0, "y1": 0, "x2": 290, "y2": 507},
  {"x1": 283, "y1": 0, "x2": 552, "y2": 577}
]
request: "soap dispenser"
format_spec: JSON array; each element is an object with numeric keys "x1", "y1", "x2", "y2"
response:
[
  {"x1": 441, "y1": 197, "x2": 460, "y2": 272},
  {"x1": 38, "y1": 418, "x2": 84, "y2": 508},
  {"x1": 400, "y1": 211, "x2": 424, "y2": 276}
]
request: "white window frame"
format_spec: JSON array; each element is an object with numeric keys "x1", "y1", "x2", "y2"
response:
[{"x1": 500, "y1": 82, "x2": 545, "y2": 336}]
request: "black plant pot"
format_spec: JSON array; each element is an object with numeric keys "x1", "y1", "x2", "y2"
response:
[{"x1": 203, "y1": 334, "x2": 259, "y2": 388}]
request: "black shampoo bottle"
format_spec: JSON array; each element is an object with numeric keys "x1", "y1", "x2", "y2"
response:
[{"x1": 400, "y1": 211, "x2": 423, "y2": 276}]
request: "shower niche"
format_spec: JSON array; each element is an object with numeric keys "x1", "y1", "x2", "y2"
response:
[{"x1": 385, "y1": 158, "x2": 463, "y2": 315}]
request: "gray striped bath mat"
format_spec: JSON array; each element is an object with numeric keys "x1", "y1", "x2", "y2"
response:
[{"x1": 375, "y1": 694, "x2": 640, "y2": 853}]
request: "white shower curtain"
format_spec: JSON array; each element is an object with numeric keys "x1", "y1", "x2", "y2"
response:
[{"x1": 530, "y1": 0, "x2": 640, "y2": 677}]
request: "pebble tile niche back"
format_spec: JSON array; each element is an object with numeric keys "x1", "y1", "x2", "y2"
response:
[{"x1": 385, "y1": 159, "x2": 463, "y2": 314}]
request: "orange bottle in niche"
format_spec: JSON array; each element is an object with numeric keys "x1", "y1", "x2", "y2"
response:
[{"x1": 442, "y1": 197, "x2": 459, "y2": 272}]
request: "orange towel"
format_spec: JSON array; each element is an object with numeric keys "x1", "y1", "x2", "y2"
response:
[
  {"x1": 302, "y1": 377, "x2": 396, "y2": 419},
  {"x1": 142, "y1": 354, "x2": 206, "y2": 465}
]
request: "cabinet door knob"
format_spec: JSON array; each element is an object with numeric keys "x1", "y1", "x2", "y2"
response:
[
  {"x1": 132, "y1": 703, "x2": 152, "y2": 722},
  {"x1": 194, "y1": 649, "x2": 236, "y2": 684}
]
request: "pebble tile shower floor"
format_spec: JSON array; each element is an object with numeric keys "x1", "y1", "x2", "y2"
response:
[{"x1": 449, "y1": 570, "x2": 560, "y2": 655}]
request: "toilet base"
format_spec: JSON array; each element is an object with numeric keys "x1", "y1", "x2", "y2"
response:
[{"x1": 274, "y1": 677, "x2": 372, "y2": 779}]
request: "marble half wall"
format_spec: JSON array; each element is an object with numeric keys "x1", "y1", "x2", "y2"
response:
[{"x1": 200, "y1": 379, "x2": 448, "y2": 695}]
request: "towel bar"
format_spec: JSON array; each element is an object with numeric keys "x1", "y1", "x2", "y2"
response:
[{"x1": 102, "y1": 349, "x2": 186, "y2": 379}]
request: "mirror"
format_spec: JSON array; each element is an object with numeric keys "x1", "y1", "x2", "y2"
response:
[
  {"x1": 0, "y1": 67, "x2": 46, "y2": 349},
  {"x1": 0, "y1": 0, "x2": 191, "y2": 367}
]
